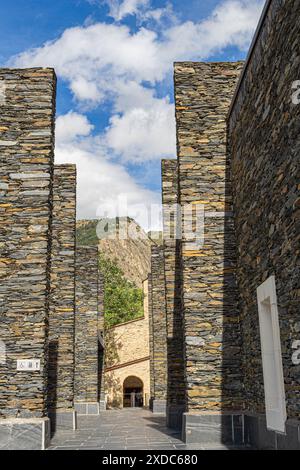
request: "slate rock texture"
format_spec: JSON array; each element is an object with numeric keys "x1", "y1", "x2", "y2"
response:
[
  {"x1": 48, "y1": 164, "x2": 76, "y2": 413},
  {"x1": 228, "y1": 0, "x2": 300, "y2": 420},
  {"x1": 174, "y1": 62, "x2": 243, "y2": 412},
  {"x1": 0, "y1": 68, "x2": 56, "y2": 418},
  {"x1": 148, "y1": 274, "x2": 155, "y2": 402},
  {"x1": 74, "y1": 246, "x2": 100, "y2": 403},
  {"x1": 161, "y1": 159, "x2": 185, "y2": 411},
  {"x1": 149, "y1": 246, "x2": 168, "y2": 403}
]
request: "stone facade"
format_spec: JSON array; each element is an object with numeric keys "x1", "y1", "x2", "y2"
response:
[
  {"x1": 148, "y1": 274, "x2": 155, "y2": 401},
  {"x1": 161, "y1": 159, "x2": 185, "y2": 427},
  {"x1": 74, "y1": 246, "x2": 101, "y2": 414},
  {"x1": 149, "y1": 245, "x2": 168, "y2": 414},
  {"x1": 48, "y1": 164, "x2": 77, "y2": 430},
  {"x1": 105, "y1": 279, "x2": 150, "y2": 409},
  {"x1": 156, "y1": 0, "x2": 300, "y2": 450},
  {"x1": 0, "y1": 68, "x2": 56, "y2": 418},
  {"x1": 0, "y1": 68, "x2": 56, "y2": 448},
  {"x1": 228, "y1": 0, "x2": 300, "y2": 449},
  {"x1": 174, "y1": 62, "x2": 243, "y2": 428}
]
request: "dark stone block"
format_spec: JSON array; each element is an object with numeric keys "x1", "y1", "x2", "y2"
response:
[
  {"x1": 182, "y1": 412, "x2": 244, "y2": 445},
  {"x1": 167, "y1": 405, "x2": 185, "y2": 429},
  {"x1": 74, "y1": 402, "x2": 100, "y2": 415},
  {"x1": 152, "y1": 399, "x2": 167, "y2": 415},
  {"x1": 245, "y1": 414, "x2": 300, "y2": 450},
  {"x1": 0, "y1": 418, "x2": 50, "y2": 450},
  {"x1": 277, "y1": 420, "x2": 300, "y2": 450},
  {"x1": 49, "y1": 410, "x2": 77, "y2": 431}
]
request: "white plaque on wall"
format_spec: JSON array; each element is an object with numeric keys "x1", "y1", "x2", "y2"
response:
[{"x1": 17, "y1": 359, "x2": 40, "y2": 371}]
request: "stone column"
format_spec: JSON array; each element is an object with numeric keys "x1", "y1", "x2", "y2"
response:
[
  {"x1": 174, "y1": 62, "x2": 243, "y2": 444},
  {"x1": 0, "y1": 68, "x2": 56, "y2": 449},
  {"x1": 149, "y1": 245, "x2": 168, "y2": 414},
  {"x1": 48, "y1": 164, "x2": 77, "y2": 431},
  {"x1": 148, "y1": 274, "x2": 155, "y2": 407},
  {"x1": 98, "y1": 271, "x2": 106, "y2": 411},
  {"x1": 161, "y1": 159, "x2": 185, "y2": 428},
  {"x1": 74, "y1": 246, "x2": 101, "y2": 415}
]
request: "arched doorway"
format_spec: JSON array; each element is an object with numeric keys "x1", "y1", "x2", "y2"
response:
[{"x1": 123, "y1": 376, "x2": 143, "y2": 408}]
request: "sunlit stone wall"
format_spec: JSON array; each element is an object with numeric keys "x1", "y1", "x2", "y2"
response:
[
  {"x1": 0, "y1": 68, "x2": 56, "y2": 418},
  {"x1": 174, "y1": 61, "x2": 243, "y2": 413},
  {"x1": 48, "y1": 164, "x2": 76, "y2": 413}
]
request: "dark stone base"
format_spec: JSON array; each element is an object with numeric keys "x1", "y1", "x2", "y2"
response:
[
  {"x1": 74, "y1": 402, "x2": 100, "y2": 415},
  {"x1": 49, "y1": 410, "x2": 77, "y2": 432},
  {"x1": 99, "y1": 400, "x2": 106, "y2": 411},
  {"x1": 151, "y1": 399, "x2": 167, "y2": 415},
  {"x1": 182, "y1": 412, "x2": 244, "y2": 445},
  {"x1": 182, "y1": 412, "x2": 300, "y2": 449},
  {"x1": 0, "y1": 418, "x2": 50, "y2": 450},
  {"x1": 167, "y1": 405, "x2": 185, "y2": 429},
  {"x1": 245, "y1": 413, "x2": 300, "y2": 450},
  {"x1": 149, "y1": 397, "x2": 154, "y2": 411}
]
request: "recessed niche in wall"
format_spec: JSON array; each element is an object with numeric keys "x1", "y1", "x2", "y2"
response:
[{"x1": 257, "y1": 275, "x2": 287, "y2": 433}]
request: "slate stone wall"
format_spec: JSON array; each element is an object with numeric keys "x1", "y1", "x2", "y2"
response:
[
  {"x1": 148, "y1": 274, "x2": 155, "y2": 401},
  {"x1": 174, "y1": 62, "x2": 243, "y2": 412},
  {"x1": 161, "y1": 159, "x2": 185, "y2": 409},
  {"x1": 74, "y1": 246, "x2": 100, "y2": 403},
  {"x1": 149, "y1": 245, "x2": 168, "y2": 402},
  {"x1": 0, "y1": 68, "x2": 56, "y2": 418},
  {"x1": 48, "y1": 164, "x2": 76, "y2": 412},
  {"x1": 229, "y1": 0, "x2": 300, "y2": 420}
]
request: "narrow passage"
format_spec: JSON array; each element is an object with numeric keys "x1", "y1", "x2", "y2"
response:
[{"x1": 49, "y1": 409, "x2": 238, "y2": 450}]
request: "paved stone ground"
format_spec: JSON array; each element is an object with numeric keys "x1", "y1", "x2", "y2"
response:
[{"x1": 48, "y1": 409, "x2": 242, "y2": 450}]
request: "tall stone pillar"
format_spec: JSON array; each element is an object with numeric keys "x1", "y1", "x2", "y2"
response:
[
  {"x1": 148, "y1": 274, "x2": 155, "y2": 407},
  {"x1": 98, "y1": 271, "x2": 106, "y2": 411},
  {"x1": 0, "y1": 68, "x2": 56, "y2": 449},
  {"x1": 74, "y1": 246, "x2": 101, "y2": 415},
  {"x1": 149, "y1": 245, "x2": 168, "y2": 414},
  {"x1": 174, "y1": 62, "x2": 243, "y2": 444},
  {"x1": 48, "y1": 164, "x2": 77, "y2": 431},
  {"x1": 161, "y1": 159, "x2": 185, "y2": 428}
]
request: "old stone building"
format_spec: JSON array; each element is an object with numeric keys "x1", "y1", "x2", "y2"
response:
[
  {"x1": 48, "y1": 164, "x2": 77, "y2": 431},
  {"x1": 0, "y1": 68, "x2": 56, "y2": 449},
  {"x1": 1, "y1": 0, "x2": 299, "y2": 452},
  {"x1": 228, "y1": 0, "x2": 300, "y2": 450},
  {"x1": 74, "y1": 246, "x2": 105, "y2": 415},
  {"x1": 175, "y1": 61, "x2": 244, "y2": 444},
  {"x1": 0, "y1": 68, "x2": 104, "y2": 449},
  {"x1": 161, "y1": 159, "x2": 185, "y2": 428},
  {"x1": 148, "y1": 245, "x2": 168, "y2": 414},
  {"x1": 105, "y1": 279, "x2": 150, "y2": 409},
  {"x1": 150, "y1": 0, "x2": 300, "y2": 450}
]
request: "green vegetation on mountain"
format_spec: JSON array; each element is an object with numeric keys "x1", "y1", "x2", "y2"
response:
[
  {"x1": 98, "y1": 253, "x2": 144, "y2": 328},
  {"x1": 76, "y1": 219, "x2": 101, "y2": 246}
]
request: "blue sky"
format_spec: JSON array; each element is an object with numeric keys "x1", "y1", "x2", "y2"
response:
[{"x1": 1, "y1": 0, "x2": 264, "y2": 229}]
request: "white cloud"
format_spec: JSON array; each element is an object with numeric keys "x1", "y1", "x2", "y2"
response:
[
  {"x1": 11, "y1": 1, "x2": 264, "y2": 103},
  {"x1": 105, "y1": 0, "x2": 150, "y2": 20},
  {"x1": 10, "y1": 0, "x2": 264, "y2": 218},
  {"x1": 55, "y1": 111, "x2": 94, "y2": 143},
  {"x1": 105, "y1": 83, "x2": 176, "y2": 161},
  {"x1": 56, "y1": 113, "x2": 161, "y2": 229},
  {"x1": 104, "y1": 0, "x2": 176, "y2": 26}
]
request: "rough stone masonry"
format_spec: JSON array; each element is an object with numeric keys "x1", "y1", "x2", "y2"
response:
[
  {"x1": 161, "y1": 159, "x2": 185, "y2": 428},
  {"x1": 48, "y1": 164, "x2": 77, "y2": 430},
  {"x1": 228, "y1": 0, "x2": 300, "y2": 449},
  {"x1": 74, "y1": 246, "x2": 102, "y2": 415},
  {"x1": 0, "y1": 68, "x2": 56, "y2": 448},
  {"x1": 148, "y1": 245, "x2": 168, "y2": 414},
  {"x1": 174, "y1": 62, "x2": 243, "y2": 443}
]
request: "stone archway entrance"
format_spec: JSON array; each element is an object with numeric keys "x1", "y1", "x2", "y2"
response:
[{"x1": 123, "y1": 376, "x2": 144, "y2": 408}]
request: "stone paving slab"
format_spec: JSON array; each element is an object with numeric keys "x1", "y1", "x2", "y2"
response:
[{"x1": 48, "y1": 409, "x2": 243, "y2": 450}]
